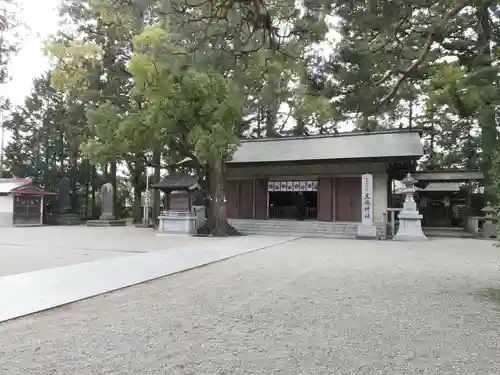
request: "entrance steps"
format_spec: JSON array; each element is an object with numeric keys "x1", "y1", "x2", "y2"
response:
[
  {"x1": 423, "y1": 226, "x2": 474, "y2": 238},
  {"x1": 229, "y1": 219, "x2": 384, "y2": 239}
]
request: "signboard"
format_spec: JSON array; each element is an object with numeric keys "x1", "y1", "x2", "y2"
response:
[
  {"x1": 361, "y1": 174, "x2": 373, "y2": 226},
  {"x1": 267, "y1": 180, "x2": 318, "y2": 192},
  {"x1": 142, "y1": 190, "x2": 152, "y2": 207}
]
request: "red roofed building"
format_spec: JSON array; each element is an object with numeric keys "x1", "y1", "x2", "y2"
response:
[{"x1": 0, "y1": 178, "x2": 57, "y2": 226}]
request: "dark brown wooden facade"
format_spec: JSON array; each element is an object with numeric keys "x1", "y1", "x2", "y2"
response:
[{"x1": 226, "y1": 176, "x2": 363, "y2": 222}]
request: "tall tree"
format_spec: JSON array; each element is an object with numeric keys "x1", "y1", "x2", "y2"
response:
[
  {"x1": 332, "y1": 0, "x2": 499, "y2": 191},
  {"x1": 47, "y1": 0, "x2": 147, "y2": 219}
]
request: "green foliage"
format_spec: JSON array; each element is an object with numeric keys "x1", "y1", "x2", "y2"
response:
[
  {"x1": 83, "y1": 102, "x2": 124, "y2": 163},
  {"x1": 46, "y1": 41, "x2": 103, "y2": 97},
  {"x1": 128, "y1": 25, "x2": 244, "y2": 164},
  {"x1": 490, "y1": 150, "x2": 500, "y2": 243},
  {"x1": 0, "y1": 0, "x2": 23, "y2": 88},
  {"x1": 7, "y1": 0, "x2": 500, "y2": 233}
]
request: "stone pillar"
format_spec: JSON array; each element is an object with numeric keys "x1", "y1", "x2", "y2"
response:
[
  {"x1": 393, "y1": 173, "x2": 427, "y2": 241},
  {"x1": 357, "y1": 173, "x2": 377, "y2": 239}
]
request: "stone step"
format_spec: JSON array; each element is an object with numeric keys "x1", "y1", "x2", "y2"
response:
[
  {"x1": 423, "y1": 228, "x2": 474, "y2": 238},
  {"x1": 228, "y1": 219, "x2": 373, "y2": 239},
  {"x1": 422, "y1": 226, "x2": 466, "y2": 232}
]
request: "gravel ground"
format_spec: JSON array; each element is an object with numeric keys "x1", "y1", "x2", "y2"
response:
[{"x1": 1, "y1": 237, "x2": 500, "y2": 374}]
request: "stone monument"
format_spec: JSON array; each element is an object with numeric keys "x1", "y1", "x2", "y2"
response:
[
  {"x1": 52, "y1": 177, "x2": 82, "y2": 225},
  {"x1": 58, "y1": 177, "x2": 71, "y2": 213},
  {"x1": 393, "y1": 173, "x2": 428, "y2": 241},
  {"x1": 357, "y1": 173, "x2": 378, "y2": 239},
  {"x1": 86, "y1": 183, "x2": 126, "y2": 227}
]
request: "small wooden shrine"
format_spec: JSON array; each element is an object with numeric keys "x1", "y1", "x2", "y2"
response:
[{"x1": 152, "y1": 173, "x2": 204, "y2": 235}]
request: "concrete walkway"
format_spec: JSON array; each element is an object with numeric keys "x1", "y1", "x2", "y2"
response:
[
  {"x1": 0, "y1": 235, "x2": 297, "y2": 323},
  {"x1": 0, "y1": 226, "x2": 233, "y2": 276}
]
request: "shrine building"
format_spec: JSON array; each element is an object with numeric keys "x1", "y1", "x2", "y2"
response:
[{"x1": 225, "y1": 129, "x2": 423, "y2": 238}]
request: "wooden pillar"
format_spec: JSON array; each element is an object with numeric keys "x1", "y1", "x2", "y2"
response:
[
  {"x1": 254, "y1": 179, "x2": 269, "y2": 219},
  {"x1": 166, "y1": 191, "x2": 171, "y2": 210}
]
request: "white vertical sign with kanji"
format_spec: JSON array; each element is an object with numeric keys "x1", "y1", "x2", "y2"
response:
[{"x1": 361, "y1": 174, "x2": 373, "y2": 226}]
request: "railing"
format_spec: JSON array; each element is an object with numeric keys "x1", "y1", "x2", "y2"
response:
[
  {"x1": 386, "y1": 208, "x2": 402, "y2": 238},
  {"x1": 467, "y1": 216, "x2": 497, "y2": 238},
  {"x1": 159, "y1": 205, "x2": 206, "y2": 230}
]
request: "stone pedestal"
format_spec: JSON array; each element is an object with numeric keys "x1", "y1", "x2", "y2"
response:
[
  {"x1": 157, "y1": 206, "x2": 206, "y2": 236},
  {"x1": 357, "y1": 224, "x2": 378, "y2": 239},
  {"x1": 393, "y1": 173, "x2": 428, "y2": 241},
  {"x1": 51, "y1": 212, "x2": 82, "y2": 226},
  {"x1": 157, "y1": 212, "x2": 197, "y2": 235}
]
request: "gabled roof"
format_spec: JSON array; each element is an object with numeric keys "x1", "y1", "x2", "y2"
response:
[
  {"x1": 10, "y1": 185, "x2": 58, "y2": 196},
  {"x1": 421, "y1": 182, "x2": 463, "y2": 192},
  {"x1": 0, "y1": 178, "x2": 57, "y2": 196},
  {"x1": 229, "y1": 130, "x2": 423, "y2": 164},
  {"x1": 413, "y1": 170, "x2": 483, "y2": 182},
  {"x1": 153, "y1": 173, "x2": 199, "y2": 191},
  {"x1": 0, "y1": 178, "x2": 33, "y2": 194}
]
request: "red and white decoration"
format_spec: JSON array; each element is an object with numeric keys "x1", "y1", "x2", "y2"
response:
[{"x1": 268, "y1": 180, "x2": 318, "y2": 192}]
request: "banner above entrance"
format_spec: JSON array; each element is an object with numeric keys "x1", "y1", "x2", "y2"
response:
[{"x1": 268, "y1": 180, "x2": 318, "y2": 192}]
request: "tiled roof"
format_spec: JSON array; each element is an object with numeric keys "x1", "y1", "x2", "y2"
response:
[
  {"x1": 422, "y1": 182, "x2": 463, "y2": 192},
  {"x1": 0, "y1": 178, "x2": 33, "y2": 194},
  {"x1": 413, "y1": 170, "x2": 483, "y2": 181},
  {"x1": 229, "y1": 131, "x2": 423, "y2": 164}
]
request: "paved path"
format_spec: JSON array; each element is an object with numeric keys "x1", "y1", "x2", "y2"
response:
[
  {"x1": 0, "y1": 226, "x2": 227, "y2": 276},
  {"x1": 1, "y1": 237, "x2": 500, "y2": 374},
  {"x1": 0, "y1": 235, "x2": 295, "y2": 323}
]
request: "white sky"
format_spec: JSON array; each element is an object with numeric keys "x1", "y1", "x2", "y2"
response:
[{"x1": 0, "y1": 0, "x2": 60, "y2": 107}]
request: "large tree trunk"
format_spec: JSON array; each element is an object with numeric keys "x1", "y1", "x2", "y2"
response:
[
  {"x1": 91, "y1": 164, "x2": 97, "y2": 218},
  {"x1": 476, "y1": 3, "x2": 497, "y2": 200},
  {"x1": 110, "y1": 160, "x2": 118, "y2": 218},
  {"x1": 207, "y1": 159, "x2": 228, "y2": 237},
  {"x1": 129, "y1": 159, "x2": 144, "y2": 224},
  {"x1": 84, "y1": 160, "x2": 89, "y2": 217},
  {"x1": 152, "y1": 150, "x2": 161, "y2": 228}
]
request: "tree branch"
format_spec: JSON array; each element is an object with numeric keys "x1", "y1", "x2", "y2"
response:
[{"x1": 377, "y1": 0, "x2": 470, "y2": 107}]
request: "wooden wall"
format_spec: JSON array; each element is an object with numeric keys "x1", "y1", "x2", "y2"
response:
[
  {"x1": 226, "y1": 176, "x2": 362, "y2": 222},
  {"x1": 226, "y1": 178, "x2": 269, "y2": 219}
]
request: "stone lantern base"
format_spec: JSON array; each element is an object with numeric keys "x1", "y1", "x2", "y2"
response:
[{"x1": 393, "y1": 211, "x2": 428, "y2": 241}]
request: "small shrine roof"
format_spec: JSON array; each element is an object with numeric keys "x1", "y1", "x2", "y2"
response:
[
  {"x1": 0, "y1": 178, "x2": 34, "y2": 194},
  {"x1": 412, "y1": 169, "x2": 484, "y2": 182},
  {"x1": 153, "y1": 173, "x2": 199, "y2": 191},
  {"x1": 10, "y1": 184, "x2": 58, "y2": 196}
]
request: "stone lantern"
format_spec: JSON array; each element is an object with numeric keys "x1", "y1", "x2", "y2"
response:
[
  {"x1": 393, "y1": 173, "x2": 428, "y2": 241},
  {"x1": 481, "y1": 202, "x2": 496, "y2": 238}
]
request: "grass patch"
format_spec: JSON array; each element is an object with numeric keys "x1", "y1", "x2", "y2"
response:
[{"x1": 478, "y1": 287, "x2": 500, "y2": 304}]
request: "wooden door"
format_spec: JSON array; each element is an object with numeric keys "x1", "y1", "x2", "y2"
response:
[
  {"x1": 13, "y1": 195, "x2": 41, "y2": 225},
  {"x1": 317, "y1": 178, "x2": 333, "y2": 221},
  {"x1": 238, "y1": 180, "x2": 254, "y2": 219},
  {"x1": 335, "y1": 177, "x2": 361, "y2": 222},
  {"x1": 225, "y1": 180, "x2": 239, "y2": 218}
]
